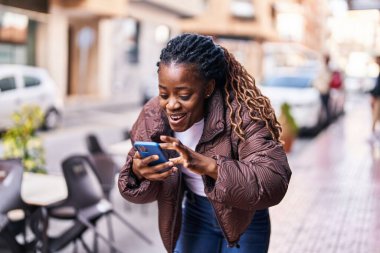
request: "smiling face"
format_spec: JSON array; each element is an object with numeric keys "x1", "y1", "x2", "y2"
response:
[{"x1": 158, "y1": 63, "x2": 215, "y2": 132}]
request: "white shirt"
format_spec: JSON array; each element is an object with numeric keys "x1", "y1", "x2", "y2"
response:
[
  {"x1": 174, "y1": 119, "x2": 206, "y2": 196},
  {"x1": 314, "y1": 63, "x2": 332, "y2": 94}
]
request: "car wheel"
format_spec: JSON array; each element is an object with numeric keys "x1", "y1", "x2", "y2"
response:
[{"x1": 42, "y1": 108, "x2": 60, "y2": 130}]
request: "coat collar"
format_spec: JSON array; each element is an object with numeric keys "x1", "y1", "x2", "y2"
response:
[{"x1": 199, "y1": 89, "x2": 225, "y2": 144}]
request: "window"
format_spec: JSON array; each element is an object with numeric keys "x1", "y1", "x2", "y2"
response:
[
  {"x1": 117, "y1": 18, "x2": 140, "y2": 64},
  {"x1": 24, "y1": 76, "x2": 41, "y2": 88},
  {"x1": 0, "y1": 76, "x2": 16, "y2": 92},
  {"x1": 155, "y1": 25, "x2": 170, "y2": 44},
  {"x1": 230, "y1": 0, "x2": 255, "y2": 19}
]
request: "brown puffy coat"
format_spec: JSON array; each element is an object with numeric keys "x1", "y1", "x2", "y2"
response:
[{"x1": 118, "y1": 89, "x2": 292, "y2": 252}]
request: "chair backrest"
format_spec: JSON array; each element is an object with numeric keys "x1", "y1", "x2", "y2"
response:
[
  {"x1": 85, "y1": 134, "x2": 105, "y2": 155},
  {"x1": 88, "y1": 154, "x2": 117, "y2": 198},
  {"x1": 61, "y1": 155, "x2": 104, "y2": 209},
  {"x1": 0, "y1": 159, "x2": 24, "y2": 213}
]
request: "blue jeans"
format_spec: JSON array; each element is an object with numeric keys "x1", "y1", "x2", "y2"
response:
[{"x1": 174, "y1": 191, "x2": 271, "y2": 253}]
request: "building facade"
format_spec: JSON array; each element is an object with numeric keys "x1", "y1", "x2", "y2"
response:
[
  {"x1": 109, "y1": 0, "x2": 205, "y2": 104},
  {"x1": 0, "y1": 0, "x2": 127, "y2": 103},
  {"x1": 0, "y1": 0, "x2": 331, "y2": 104},
  {"x1": 180, "y1": 0, "x2": 278, "y2": 82},
  {"x1": 274, "y1": 0, "x2": 329, "y2": 53}
]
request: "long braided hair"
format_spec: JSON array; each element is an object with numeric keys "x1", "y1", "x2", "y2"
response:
[{"x1": 157, "y1": 33, "x2": 281, "y2": 142}]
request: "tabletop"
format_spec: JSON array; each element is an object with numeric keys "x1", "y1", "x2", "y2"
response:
[{"x1": 22, "y1": 172, "x2": 67, "y2": 206}]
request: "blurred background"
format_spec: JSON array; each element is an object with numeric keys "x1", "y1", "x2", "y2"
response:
[{"x1": 0, "y1": 0, "x2": 380, "y2": 252}]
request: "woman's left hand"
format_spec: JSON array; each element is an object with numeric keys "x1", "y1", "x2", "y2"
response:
[{"x1": 159, "y1": 135, "x2": 218, "y2": 180}]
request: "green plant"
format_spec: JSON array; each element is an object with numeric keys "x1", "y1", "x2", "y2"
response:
[
  {"x1": 279, "y1": 102, "x2": 299, "y2": 136},
  {"x1": 279, "y1": 103, "x2": 299, "y2": 153},
  {"x1": 2, "y1": 105, "x2": 47, "y2": 173}
]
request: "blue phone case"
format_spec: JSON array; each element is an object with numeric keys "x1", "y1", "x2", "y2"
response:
[{"x1": 134, "y1": 141, "x2": 168, "y2": 166}]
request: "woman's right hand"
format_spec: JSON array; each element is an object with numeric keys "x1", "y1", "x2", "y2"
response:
[{"x1": 132, "y1": 151, "x2": 177, "y2": 181}]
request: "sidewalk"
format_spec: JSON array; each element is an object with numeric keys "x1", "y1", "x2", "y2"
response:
[
  {"x1": 64, "y1": 94, "x2": 140, "y2": 113},
  {"x1": 269, "y1": 93, "x2": 379, "y2": 253}
]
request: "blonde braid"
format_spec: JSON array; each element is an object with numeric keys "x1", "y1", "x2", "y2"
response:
[{"x1": 222, "y1": 47, "x2": 282, "y2": 142}]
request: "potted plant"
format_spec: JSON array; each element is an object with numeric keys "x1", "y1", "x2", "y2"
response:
[
  {"x1": 279, "y1": 102, "x2": 299, "y2": 153},
  {"x1": 2, "y1": 105, "x2": 47, "y2": 173}
]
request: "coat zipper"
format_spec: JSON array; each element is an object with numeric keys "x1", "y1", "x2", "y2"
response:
[
  {"x1": 206, "y1": 183, "x2": 239, "y2": 248},
  {"x1": 195, "y1": 142, "x2": 238, "y2": 248}
]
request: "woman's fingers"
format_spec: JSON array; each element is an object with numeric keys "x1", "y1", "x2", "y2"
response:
[
  {"x1": 146, "y1": 167, "x2": 178, "y2": 181},
  {"x1": 169, "y1": 157, "x2": 182, "y2": 165},
  {"x1": 160, "y1": 135, "x2": 179, "y2": 143},
  {"x1": 159, "y1": 142, "x2": 186, "y2": 156},
  {"x1": 149, "y1": 161, "x2": 174, "y2": 173},
  {"x1": 132, "y1": 147, "x2": 177, "y2": 181},
  {"x1": 139, "y1": 159, "x2": 173, "y2": 175},
  {"x1": 140, "y1": 155, "x2": 160, "y2": 167},
  {"x1": 160, "y1": 136, "x2": 190, "y2": 161},
  {"x1": 134, "y1": 151, "x2": 141, "y2": 159},
  {"x1": 160, "y1": 136, "x2": 185, "y2": 151},
  {"x1": 141, "y1": 166, "x2": 177, "y2": 181}
]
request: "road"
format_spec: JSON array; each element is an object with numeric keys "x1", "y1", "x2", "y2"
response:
[{"x1": 40, "y1": 102, "x2": 142, "y2": 173}]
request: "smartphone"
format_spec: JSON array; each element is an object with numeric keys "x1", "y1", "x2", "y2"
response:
[{"x1": 134, "y1": 141, "x2": 169, "y2": 166}]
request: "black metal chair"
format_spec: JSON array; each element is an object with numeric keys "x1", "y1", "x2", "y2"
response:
[
  {"x1": 86, "y1": 134, "x2": 122, "y2": 248},
  {"x1": 37, "y1": 155, "x2": 151, "y2": 253},
  {"x1": 85, "y1": 134, "x2": 120, "y2": 201},
  {"x1": 87, "y1": 153, "x2": 120, "y2": 250},
  {"x1": 0, "y1": 159, "x2": 29, "y2": 253},
  {"x1": 86, "y1": 134, "x2": 106, "y2": 155},
  {"x1": 85, "y1": 133, "x2": 140, "y2": 214},
  {"x1": 30, "y1": 206, "x2": 91, "y2": 253},
  {"x1": 85, "y1": 133, "x2": 134, "y2": 210},
  {"x1": 88, "y1": 153, "x2": 118, "y2": 201}
]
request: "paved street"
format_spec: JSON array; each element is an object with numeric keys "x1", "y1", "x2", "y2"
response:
[{"x1": 40, "y1": 100, "x2": 142, "y2": 174}]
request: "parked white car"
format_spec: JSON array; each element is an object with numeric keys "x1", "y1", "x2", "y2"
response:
[
  {"x1": 260, "y1": 71, "x2": 326, "y2": 132},
  {"x1": 0, "y1": 65, "x2": 63, "y2": 130}
]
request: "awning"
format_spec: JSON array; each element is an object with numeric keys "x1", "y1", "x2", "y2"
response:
[{"x1": 0, "y1": 0, "x2": 49, "y2": 13}]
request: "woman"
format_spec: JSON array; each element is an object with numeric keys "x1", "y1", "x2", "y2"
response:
[
  {"x1": 370, "y1": 56, "x2": 380, "y2": 134},
  {"x1": 118, "y1": 33, "x2": 291, "y2": 253}
]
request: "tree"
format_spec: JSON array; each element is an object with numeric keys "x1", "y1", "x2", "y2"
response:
[{"x1": 2, "y1": 105, "x2": 47, "y2": 173}]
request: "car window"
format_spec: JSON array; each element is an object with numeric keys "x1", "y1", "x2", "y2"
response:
[
  {"x1": 263, "y1": 76, "x2": 313, "y2": 88},
  {"x1": 0, "y1": 76, "x2": 16, "y2": 92},
  {"x1": 24, "y1": 76, "x2": 41, "y2": 88}
]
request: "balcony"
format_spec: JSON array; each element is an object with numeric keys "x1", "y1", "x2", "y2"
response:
[{"x1": 0, "y1": 0, "x2": 49, "y2": 13}]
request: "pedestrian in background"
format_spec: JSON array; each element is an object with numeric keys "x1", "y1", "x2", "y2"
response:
[
  {"x1": 118, "y1": 33, "x2": 292, "y2": 253},
  {"x1": 315, "y1": 54, "x2": 332, "y2": 123},
  {"x1": 370, "y1": 55, "x2": 380, "y2": 134}
]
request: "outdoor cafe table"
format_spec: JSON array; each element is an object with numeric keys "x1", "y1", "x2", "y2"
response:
[
  {"x1": 21, "y1": 172, "x2": 67, "y2": 206},
  {"x1": 18, "y1": 172, "x2": 67, "y2": 252}
]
